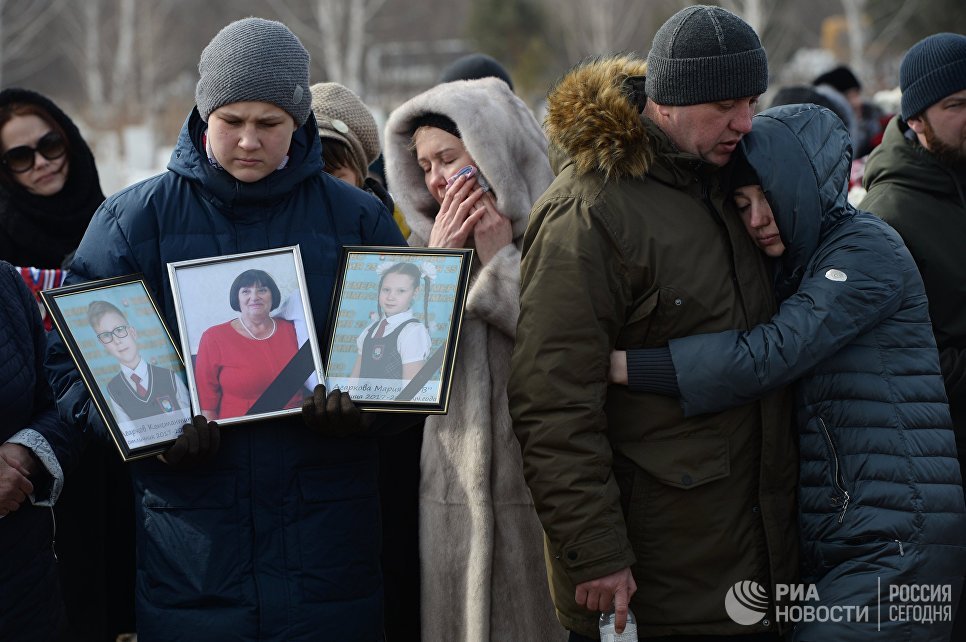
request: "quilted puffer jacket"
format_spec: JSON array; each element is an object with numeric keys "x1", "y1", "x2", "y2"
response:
[
  {"x1": 46, "y1": 108, "x2": 406, "y2": 641},
  {"x1": 669, "y1": 104, "x2": 966, "y2": 641}
]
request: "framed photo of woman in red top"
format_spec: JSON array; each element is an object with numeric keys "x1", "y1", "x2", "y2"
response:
[{"x1": 168, "y1": 246, "x2": 324, "y2": 426}]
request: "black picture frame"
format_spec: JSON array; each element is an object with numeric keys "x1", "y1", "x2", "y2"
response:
[
  {"x1": 41, "y1": 275, "x2": 192, "y2": 461},
  {"x1": 323, "y1": 246, "x2": 473, "y2": 413}
]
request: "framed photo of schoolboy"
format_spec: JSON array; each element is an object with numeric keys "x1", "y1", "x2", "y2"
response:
[
  {"x1": 324, "y1": 246, "x2": 473, "y2": 413},
  {"x1": 41, "y1": 275, "x2": 192, "y2": 462},
  {"x1": 167, "y1": 246, "x2": 324, "y2": 427}
]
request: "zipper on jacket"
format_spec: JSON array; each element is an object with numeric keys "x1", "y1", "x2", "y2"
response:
[
  {"x1": 50, "y1": 506, "x2": 58, "y2": 561},
  {"x1": 818, "y1": 418, "x2": 850, "y2": 523},
  {"x1": 895, "y1": 539, "x2": 904, "y2": 557}
]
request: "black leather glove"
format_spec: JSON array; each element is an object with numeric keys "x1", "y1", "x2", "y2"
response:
[
  {"x1": 301, "y1": 385, "x2": 369, "y2": 437},
  {"x1": 159, "y1": 415, "x2": 221, "y2": 467}
]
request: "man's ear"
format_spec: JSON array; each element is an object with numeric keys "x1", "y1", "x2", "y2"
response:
[
  {"x1": 129, "y1": 325, "x2": 138, "y2": 341},
  {"x1": 906, "y1": 115, "x2": 926, "y2": 135}
]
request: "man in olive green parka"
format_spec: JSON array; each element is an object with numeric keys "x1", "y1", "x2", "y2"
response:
[{"x1": 509, "y1": 6, "x2": 798, "y2": 641}]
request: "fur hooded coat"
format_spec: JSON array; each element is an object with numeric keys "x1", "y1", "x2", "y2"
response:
[{"x1": 385, "y1": 78, "x2": 561, "y2": 641}]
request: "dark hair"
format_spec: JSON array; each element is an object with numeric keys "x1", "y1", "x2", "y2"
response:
[
  {"x1": 729, "y1": 150, "x2": 760, "y2": 190},
  {"x1": 407, "y1": 114, "x2": 464, "y2": 159},
  {"x1": 409, "y1": 113, "x2": 460, "y2": 140},
  {"x1": 87, "y1": 300, "x2": 127, "y2": 328},
  {"x1": 322, "y1": 139, "x2": 364, "y2": 187},
  {"x1": 378, "y1": 262, "x2": 430, "y2": 329},
  {"x1": 229, "y1": 269, "x2": 281, "y2": 312},
  {"x1": 0, "y1": 100, "x2": 71, "y2": 185}
]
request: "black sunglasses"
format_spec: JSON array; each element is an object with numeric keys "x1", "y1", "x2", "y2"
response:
[{"x1": 2, "y1": 131, "x2": 67, "y2": 174}]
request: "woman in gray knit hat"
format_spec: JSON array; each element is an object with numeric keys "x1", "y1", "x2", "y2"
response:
[
  {"x1": 47, "y1": 16, "x2": 409, "y2": 641},
  {"x1": 310, "y1": 81, "x2": 410, "y2": 237}
]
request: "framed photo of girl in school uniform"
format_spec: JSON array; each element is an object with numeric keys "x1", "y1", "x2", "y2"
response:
[
  {"x1": 167, "y1": 246, "x2": 324, "y2": 426},
  {"x1": 324, "y1": 246, "x2": 473, "y2": 413}
]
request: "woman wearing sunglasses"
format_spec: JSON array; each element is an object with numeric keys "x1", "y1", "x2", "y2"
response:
[
  {"x1": 0, "y1": 88, "x2": 104, "y2": 269},
  {"x1": 0, "y1": 88, "x2": 136, "y2": 642}
]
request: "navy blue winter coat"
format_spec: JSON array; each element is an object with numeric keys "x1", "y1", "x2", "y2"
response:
[
  {"x1": 47, "y1": 109, "x2": 406, "y2": 641},
  {"x1": 0, "y1": 261, "x2": 80, "y2": 641},
  {"x1": 669, "y1": 105, "x2": 966, "y2": 641}
]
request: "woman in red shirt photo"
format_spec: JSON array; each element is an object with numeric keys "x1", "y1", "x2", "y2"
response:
[{"x1": 194, "y1": 268, "x2": 302, "y2": 420}]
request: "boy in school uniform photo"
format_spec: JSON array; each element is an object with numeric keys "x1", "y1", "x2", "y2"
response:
[{"x1": 88, "y1": 300, "x2": 190, "y2": 430}]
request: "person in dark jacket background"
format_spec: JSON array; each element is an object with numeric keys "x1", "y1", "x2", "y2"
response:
[
  {"x1": 861, "y1": 31, "x2": 966, "y2": 638},
  {"x1": 613, "y1": 104, "x2": 966, "y2": 641},
  {"x1": 46, "y1": 17, "x2": 407, "y2": 642},
  {"x1": 0, "y1": 87, "x2": 137, "y2": 641},
  {"x1": 0, "y1": 260, "x2": 82, "y2": 642},
  {"x1": 438, "y1": 52, "x2": 514, "y2": 91}
]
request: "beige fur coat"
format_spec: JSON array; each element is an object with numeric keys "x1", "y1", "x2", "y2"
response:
[{"x1": 385, "y1": 78, "x2": 563, "y2": 641}]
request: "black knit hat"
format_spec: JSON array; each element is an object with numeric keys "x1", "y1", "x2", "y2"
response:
[
  {"x1": 439, "y1": 53, "x2": 514, "y2": 91},
  {"x1": 813, "y1": 66, "x2": 861, "y2": 93},
  {"x1": 899, "y1": 32, "x2": 966, "y2": 120},
  {"x1": 645, "y1": 5, "x2": 768, "y2": 106}
]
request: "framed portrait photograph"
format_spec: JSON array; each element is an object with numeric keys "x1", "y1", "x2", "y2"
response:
[
  {"x1": 168, "y1": 246, "x2": 324, "y2": 426},
  {"x1": 324, "y1": 246, "x2": 473, "y2": 413},
  {"x1": 41, "y1": 275, "x2": 192, "y2": 461}
]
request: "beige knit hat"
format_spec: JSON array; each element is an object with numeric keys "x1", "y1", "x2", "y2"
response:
[{"x1": 310, "y1": 82, "x2": 380, "y2": 179}]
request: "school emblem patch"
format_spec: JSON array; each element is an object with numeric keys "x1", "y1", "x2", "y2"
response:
[
  {"x1": 372, "y1": 346, "x2": 384, "y2": 360},
  {"x1": 158, "y1": 396, "x2": 174, "y2": 412}
]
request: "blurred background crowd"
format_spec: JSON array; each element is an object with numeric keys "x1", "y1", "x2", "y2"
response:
[{"x1": 1, "y1": 0, "x2": 962, "y2": 195}]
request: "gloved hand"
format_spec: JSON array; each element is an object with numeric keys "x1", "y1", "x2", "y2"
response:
[
  {"x1": 301, "y1": 385, "x2": 369, "y2": 437},
  {"x1": 159, "y1": 415, "x2": 220, "y2": 468}
]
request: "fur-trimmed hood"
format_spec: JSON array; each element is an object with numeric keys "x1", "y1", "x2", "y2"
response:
[
  {"x1": 384, "y1": 77, "x2": 553, "y2": 243},
  {"x1": 544, "y1": 55, "x2": 652, "y2": 181}
]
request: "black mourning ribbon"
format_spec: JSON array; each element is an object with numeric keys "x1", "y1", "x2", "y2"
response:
[
  {"x1": 246, "y1": 342, "x2": 315, "y2": 416},
  {"x1": 394, "y1": 345, "x2": 445, "y2": 402}
]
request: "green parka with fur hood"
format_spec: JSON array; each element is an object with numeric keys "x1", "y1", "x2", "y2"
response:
[{"x1": 509, "y1": 55, "x2": 799, "y2": 638}]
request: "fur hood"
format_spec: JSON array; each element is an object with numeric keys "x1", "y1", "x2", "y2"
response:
[
  {"x1": 544, "y1": 55, "x2": 652, "y2": 181},
  {"x1": 384, "y1": 77, "x2": 553, "y2": 242}
]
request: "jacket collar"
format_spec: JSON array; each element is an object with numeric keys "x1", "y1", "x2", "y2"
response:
[
  {"x1": 166, "y1": 108, "x2": 323, "y2": 217},
  {"x1": 864, "y1": 116, "x2": 965, "y2": 204}
]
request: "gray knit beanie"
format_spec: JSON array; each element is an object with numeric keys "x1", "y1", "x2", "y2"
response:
[
  {"x1": 899, "y1": 32, "x2": 966, "y2": 120},
  {"x1": 310, "y1": 82, "x2": 381, "y2": 180},
  {"x1": 196, "y1": 17, "x2": 311, "y2": 125},
  {"x1": 645, "y1": 5, "x2": 768, "y2": 106}
]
